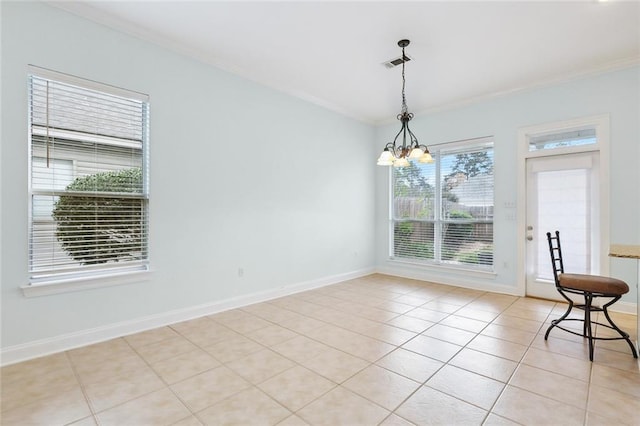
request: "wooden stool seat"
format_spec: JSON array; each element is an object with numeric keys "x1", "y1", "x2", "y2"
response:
[{"x1": 559, "y1": 274, "x2": 629, "y2": 295}]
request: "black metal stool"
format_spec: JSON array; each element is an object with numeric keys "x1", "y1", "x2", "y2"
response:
[{"x1": 545, "y1": 231, "x2": 638, "y2": 361}]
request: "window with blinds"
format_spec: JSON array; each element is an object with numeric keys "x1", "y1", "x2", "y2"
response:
[
  {"x1": 392, "y1": 138, "x2": 494, "y2": 269},
  {"x1": 28, "y1": 68, "x2": 149, "y2": 285}
]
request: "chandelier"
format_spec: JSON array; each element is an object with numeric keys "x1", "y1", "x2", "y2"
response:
[{"x1": 377, "y1": 39, "x2": 433, "y2": 167}]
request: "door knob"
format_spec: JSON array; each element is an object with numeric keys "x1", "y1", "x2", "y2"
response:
[{"x1": 527, "y1": 235, "x2": 533, "y2": 241}]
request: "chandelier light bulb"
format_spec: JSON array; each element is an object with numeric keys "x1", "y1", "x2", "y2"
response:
[
  {"x1": 409, "y1": 147, "x2": 424, "y2": 159},
  {"x1": 419, "y1": 151, "x2": 434, "y2": 163},
  {"x1": 377, "y1": 149, "x2": 395, "y2": 165},
  {"x1": 393, "y1": 157, "x2": 410, "y2": 167}
]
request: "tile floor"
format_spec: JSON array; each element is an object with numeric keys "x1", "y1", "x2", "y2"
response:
[{"x1": 1, "y1": 274, "x2": 639, "y2": 425}]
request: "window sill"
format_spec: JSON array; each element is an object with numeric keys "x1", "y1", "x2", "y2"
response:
[
  {"x1": 21, "y1": 270, "x2": 152, "y2": 297},
  {"x1": 387, "y1": 257, "x2": 497, "y2": 277}
]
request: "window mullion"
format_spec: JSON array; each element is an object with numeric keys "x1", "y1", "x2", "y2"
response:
[{"x1": 434, "y1": 151, "x2": 442, "y2": 263}]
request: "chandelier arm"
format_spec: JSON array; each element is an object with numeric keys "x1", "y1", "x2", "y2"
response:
[
  {"x1": 390, "y1": 124, "x2": 405, "y2": 148},
  {"x1": 401, "y1": 122, "x2": 406, "y2": 149},
  {"x1": 383, "y1": 142, "x2": 396, "y2": 154},
  {"x1": 383, "y1": 141, "x2": 403, "y2": 159},
  {"x1": 406, "y1": 125, "x2": 419, "y2": 148},
  {"x1": 384, "y1": 142, "x2": 395, "y2": 150}
]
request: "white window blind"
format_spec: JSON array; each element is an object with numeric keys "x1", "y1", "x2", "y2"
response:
[
  {"x1": 392, "y1": 138, "x2": 494, "y2": 269},
  {"x1": 532, "y1": 153, "x2": 596, "y2": 280},
  {"x1": 28, "y1": 69, "x2": 150, "y2": 284}
]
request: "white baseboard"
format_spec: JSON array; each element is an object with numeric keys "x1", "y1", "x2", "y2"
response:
[
  {"x1": 376, "y1": 267, "x2": 638, "y2": 315},
  {"x1": 375, "y1": 264, "x2": 521, "y2": 296},
  {"x1": 0, "y1": 267, "x2": 375, "y2": 367},
  {"x1": 610, "y1": 301, "x2": 638, "y2": 315}
]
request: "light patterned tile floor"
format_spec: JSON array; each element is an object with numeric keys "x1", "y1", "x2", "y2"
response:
[{"x1": 1, "y1": 274, "x2": 638, "y2": 425}]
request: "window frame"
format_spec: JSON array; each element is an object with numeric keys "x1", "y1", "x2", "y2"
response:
[
  {"x1": 516, "y1": 114, "x2": 610, "y2": 298},
  {"x1": 24, "y1": 66, "x2": 151, "y2": 296},
  {"x1": 389, "y1": 136, "x2": 495, "y2": 272}
]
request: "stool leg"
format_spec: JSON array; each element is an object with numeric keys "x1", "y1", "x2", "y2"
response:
[
  {"x1": 545, "y1": 297, "x2": 574, "y2": 340},
  {"x1": 601, "y1": 299, "x2": 639, "y2": 359},
  {"x1": 584, "y1": 293, "x2": 594, "y2": 361}
]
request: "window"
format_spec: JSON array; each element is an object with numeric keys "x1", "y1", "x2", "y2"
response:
[
  {"x1": 528, "y1": 128, "x2": 596, "y2": 152},
  {"x1": 391, "y1": 138, "x2": 494, "y2": 269},
  {"x1": 28, "y1": 67, "x2": 149, "y2": 286}
]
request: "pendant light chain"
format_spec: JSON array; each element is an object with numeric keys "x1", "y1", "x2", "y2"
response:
[{"x1": 401, "y1": 45, "x2": 408, "y2": 116}]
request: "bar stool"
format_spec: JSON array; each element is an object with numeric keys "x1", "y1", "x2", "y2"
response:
[{"x1": 545, "y1": 231, "x2": 638, "y2": 361}]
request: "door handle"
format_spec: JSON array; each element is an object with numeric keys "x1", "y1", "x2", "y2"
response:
[{"x1": 527, "y1": 235, "x2": 533, "y2": 241}]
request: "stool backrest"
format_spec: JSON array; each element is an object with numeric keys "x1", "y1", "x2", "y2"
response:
[{"x1": 546, "y1": 231, "x2": 564, "y2": 288}]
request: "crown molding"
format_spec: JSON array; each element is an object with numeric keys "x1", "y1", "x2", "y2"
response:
[
  {"x1": 48, "y1": 2, "x2": 639, "y2": 127},
  {"x1": 376, "y1": 56, "x2": 640, "y2": 126}
]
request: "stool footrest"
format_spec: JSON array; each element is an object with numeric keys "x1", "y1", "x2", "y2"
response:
[{"x1": 549, "y1": 318, "x2": 633, "y2": 341}]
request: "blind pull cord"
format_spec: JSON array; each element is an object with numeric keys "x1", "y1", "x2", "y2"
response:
[{"x1": 45, "y1": 80, "x2": 50, "y2": 168}]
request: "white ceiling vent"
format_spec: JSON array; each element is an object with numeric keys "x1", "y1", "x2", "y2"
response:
[{"x1": 383, "y1": 55, "x2": 412, "y2": 69}]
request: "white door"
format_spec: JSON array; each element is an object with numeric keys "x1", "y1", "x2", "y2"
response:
[{"x1": 525, "y1": 152, "x2": 600, "y2": 300}]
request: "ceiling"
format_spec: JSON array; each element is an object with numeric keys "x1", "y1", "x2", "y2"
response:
[{"x1": 52, "y1": 1, "x2": 640, "y2": 124}]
